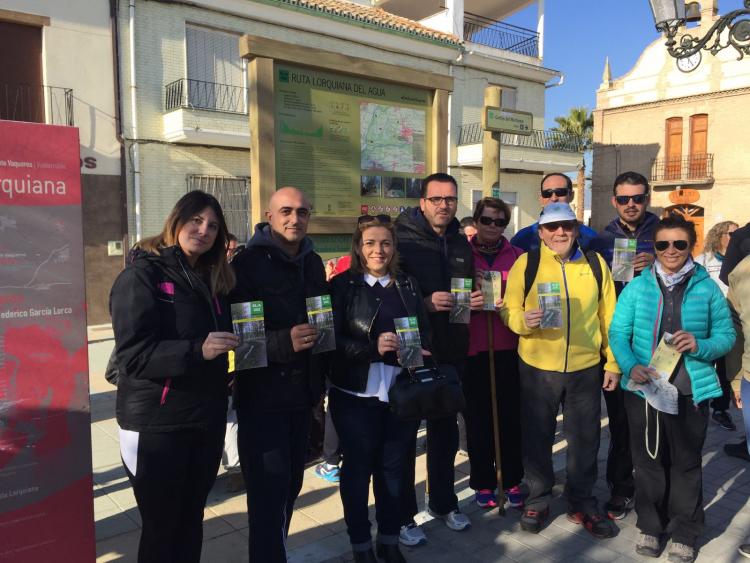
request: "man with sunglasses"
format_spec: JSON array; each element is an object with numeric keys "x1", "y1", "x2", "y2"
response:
[
  {"x1": 590, "y1": 171, "x2": 659, "y2": 522},
  {"x1": 510, "y1": 172, "x2": 598, "y2": 252},
  {"x1": 394, "y1": 172, "x2": 484, "y2": 545}
]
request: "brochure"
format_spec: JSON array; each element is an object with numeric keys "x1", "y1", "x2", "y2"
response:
[
  {"x1": 231, "y1": 301, "x2": 267, "y2": 369},
  {"x1": 394, "y1": 316, "x2": 424, "y2": 369},
  {"x1": 612, "y1": 238, "x2": 637, "y2": 282},
  {"x1": 537, "y1": 282, "x2": 562, "y2": 329},
  {"x1": 306, "y1": 294, "x2": 336, "y2": 354},
  {"x1": 450, "y1": 277, "x2": 472, "y2": 324},
  {"x1": 649, "y1": 332, "x2": 682, "y2": 380},
  {"x1": 481, "y1": 271, "x2": 503, "y2": 311},
  {"x1": 625, "y1": 332, "x2": 681, "y2": 414}
]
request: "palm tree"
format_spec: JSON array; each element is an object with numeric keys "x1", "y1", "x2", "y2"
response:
[{"x1": 551, "y1": 107, "x2": 593, "y2": 221}]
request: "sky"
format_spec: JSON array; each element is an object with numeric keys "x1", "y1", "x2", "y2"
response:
[{"x1": 504, "y1": 0, "x2": 747, "y2": 128}]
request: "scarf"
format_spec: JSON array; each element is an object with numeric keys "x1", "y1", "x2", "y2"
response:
[{"x1": 655, "y1": 256, "x2": 695, "y2": 289}]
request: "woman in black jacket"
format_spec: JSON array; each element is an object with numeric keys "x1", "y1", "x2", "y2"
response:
[
  {"x1": 109, "y1": 190, "x2": 238, "y2": 563},
  {"x1": 329, "y1": 215, "x2": 431, "y2": 563}
]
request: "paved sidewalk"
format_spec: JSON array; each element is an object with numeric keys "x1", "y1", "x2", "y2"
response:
[{"x1": 89, "y1": 337, "x2": 750, "y2": 562}]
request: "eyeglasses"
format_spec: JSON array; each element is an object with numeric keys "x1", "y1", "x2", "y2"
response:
[
  {"x1": 540, "y1": 221, "x2": 577, "y2": 232},
  {"x1": 614, "y1": 194, "x2": 648, "y2": 205},
  {"x1": 423, "y1": 196, "x2": 458, "y2": 206},
  {"x1": 540, "y1": 188, "x2": 570, "y2": 199},
  {"x1": 478, "y1": 216, "x2": 509, "y2": 228},
  {"x1": 654, "y1": 240, "x2": 689, "y2": 251},
  {"x1": 358, "y1": 214, "x2": 392, "y2": 225}
]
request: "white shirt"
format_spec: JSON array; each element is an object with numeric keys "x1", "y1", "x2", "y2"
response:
[{"x1": 336, "y1": 272, "x2": 400, "y2": 403}]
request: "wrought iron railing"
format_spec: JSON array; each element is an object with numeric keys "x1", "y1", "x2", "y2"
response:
[
  {"x1": 0, "y1": 84, "x2": 74, "y2": 126},
  {"x1": 463, "y1": 13, "x2": 539, "y2": 57},
  {"x1": 187, "y1": 175, "x2": 250, "y2": 241},
  {"x1": 165, "y1": 78, "x2": 247, "y2": 114},
  {"x1": 651, "y1": 154, "x2": 714, "y2": 182},
  {"x1": 458, "y1": 122, "x2": 582, "y2": 152}
]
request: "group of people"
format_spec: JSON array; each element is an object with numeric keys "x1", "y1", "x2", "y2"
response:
[{"x1": 108, "y1": 170, "x2": 747, "y2": 563}]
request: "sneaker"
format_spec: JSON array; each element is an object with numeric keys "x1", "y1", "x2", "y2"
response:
[
  {"x1": 504, "y1": 485, "x2": 525, "y2": 508},
  {"x1": 520, "y1": 507, "x2": 549, "y2": 534},
  {"x1": 604, "y1": 495, "x2": 635, "y2": 520},
  {"x1": 712, "y1": 410, "x2": 737, "y2": 431},
  {"x1": 398, "y1": 522, "x2": 427, "y2": 546},
  {"x1": 225, "y1": 472, "x2": 245, "y2": 493},
  {"x1": 475, "y1": 489, "x2": 498, "y2": 508},
  {"x1": 314, "y1": 462, "x2": 341, "y2": 483},
  {"x1": 567, "y1": 511, "x2": 617, "y2": 539},
  {"x1": 635, "y1": 532, "x2": 661, "y2": 558},
  {"x1": 739, "y1": 544, "x2": 750, "y2": 559},
  {"x1": 724, "y1": 441, "x2": 750, "y2": 461},
  {"x1": 429, "y1": 508, "x2": 471, "y2": 531},
  {"x1": 668, "y1": 542, "x2": 695, "y2": 563}
]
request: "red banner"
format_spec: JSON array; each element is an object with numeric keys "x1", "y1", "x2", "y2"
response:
[{"x1": 0, "y1": 121, "x2": 94, "y2": 561}]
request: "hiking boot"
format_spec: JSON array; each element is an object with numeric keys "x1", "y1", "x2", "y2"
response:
[
  {"x1": 475, "y1": 489, "x2": 498, "y2": 509},
  {"x1": 604, "y1": 495, "x2": 635, "y2": 520},
  {"x1": 314, "y1": 462, "x2": 341, "y2": 483},
  {"x1": 567, "y1": 511, "x2": 617, "y2": 539},
  {"x1": 504, "y1": 485, "x2": 525, "y2": 508},
  {"x1": 398, "y1": 522, "x2": 426, "y2": 546},
  {"x1": 724, "y1": 441, "x2": 750, "y2": 461},
  {"x1": 428, "y1": 509, "x2": 471, "y2": 531},
  {"x1": 376, "y1": 543, "x2": 407, "y2": 563},
  {"x1": 668, "y1": 542, "x2": 695, "y2": 563},
  {"x1": 712, "y1": 410, "x2": 737, "y2": 431},
  {"x1": 520, "y1": 507, "x2": 548, "y2": 534},
  {"x1": 635, "y1": 533, "x2": 661, "y2": 558}
]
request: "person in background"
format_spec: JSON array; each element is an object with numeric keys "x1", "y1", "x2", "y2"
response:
[
  {"x1": 696, "y1": 221, "x2": 740, "y2": 431},
  {"x1": 609, "y1": 217, "x2": 735, "y2": 563},
  {"x1": 502, "y1": 202, "x2": 620, "y2": 539},
  {"x1": 110, "y1": 190, "x2": 238, "y2": 563},
  {"x1": 591, "y1": 171, "x2": 659, "y2": 520},
  {"x1": 511, "y1": 173, "x2": 598, "y2": 252},
  {"x1": 329, "y1": 214, "x2": 432, "y2": 563},
  {"x1": 460, "y1": 216, "x2": 477, "y2": 239},
  {"x1": 719, "y1": 221, "x2": 750, "y2": 286},
  {"x1": 726, "y1": 255, "x2": 750, "y2": 467},
  {"x1": 465, "y1": 197, "x2": 524, "y2": 510},
  {"x1": 227, "y1": 233, "x2": 239, "y2": 260}
]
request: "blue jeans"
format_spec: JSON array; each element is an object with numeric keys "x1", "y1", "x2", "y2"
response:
[{"x1": 742, "y1": 378, "x2": 750, "y2": 455}]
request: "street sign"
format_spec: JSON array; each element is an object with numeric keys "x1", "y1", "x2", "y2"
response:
[{"x1": 484, "y1": 106, "x2": 533, "y2": 136}]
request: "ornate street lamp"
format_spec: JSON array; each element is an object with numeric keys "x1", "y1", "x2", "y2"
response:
[{"x1": 648, "y1": 0, "x2": 750, "y2": 60}]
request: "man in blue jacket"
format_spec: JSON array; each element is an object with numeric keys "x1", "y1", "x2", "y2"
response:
[
  {"x1": 591, "y1": 171, "x2": 658, "y2": 522},
  {"x1": 511, "y1": 172, "x2": 598, "y2": 252}
]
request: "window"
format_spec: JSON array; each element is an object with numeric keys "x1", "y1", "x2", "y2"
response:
[
  {"x1": 689, "y1": 114, "x2": 708, "y2": 177},
  {"x1": 186, "y1": 175, "x2": 250, "y2": 240},
  {"x1": 185, "y1": 26, "x2": 245, "y2": 112},
  {"x1": 665, "y1": 117, "x2": 683, "y2": 180}
]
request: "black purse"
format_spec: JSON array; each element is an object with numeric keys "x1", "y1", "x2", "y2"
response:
[{"x1": 388, "y1": 358, "x2": 465, "y2": 421}]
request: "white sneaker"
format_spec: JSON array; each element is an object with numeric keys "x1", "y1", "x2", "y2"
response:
[
  {"x1": 398, "y1": 522, "x2": 427, "y2": 546},
  {"x1": 430, "y1": 509, "x2": 471, "y2": 531}
]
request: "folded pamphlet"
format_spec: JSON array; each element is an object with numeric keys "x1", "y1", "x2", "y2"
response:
[
  {"x1": 625, "y1": 332, "x2": 681, "y2": 414},
  {"x1": 231, "y1": 301, "x2": 268, "y2": 369},
  {"x1": 306, "y1": 295, "x2": 336, "y2": 354},
  {"x1": 537, "y1": 282, "x2": 562, "y2": 329},
  {"x1": 394, "y1": 316, "x2": 424, "y2": 369},
  {"x1": 450, "y1": 278, "x2": 472, "y2": 324},
  {"x1": 481, "y1": 271, "x2": 503, "y2": 311},
  {"x1": 612, "y1": 238, "x2": 637, "y2": 283}
]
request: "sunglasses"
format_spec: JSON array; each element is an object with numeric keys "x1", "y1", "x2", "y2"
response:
[
  {"x1": 358, "y1": 214, "x2": 392, "y2": 225},
  {"x1": 614, "y1": 194, "x2": 648, "y2": 205},
  {"x1": 654, "y1": 240, "x2": 689, "y2": 251},
  {"x1": 541, "y1": 188, "x2": 570, "y2": 198},
  {"x1": 541, "y1": 221, "x2": 577, "y2": 232},
  {"x1": 424, "y1": 196, "x2": 458, "y2": 206},
  {"x1": 478, "y1": 216, "x2": 509, "y2": 227}
]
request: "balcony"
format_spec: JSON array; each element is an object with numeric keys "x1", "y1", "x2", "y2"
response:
[
  {"x1": 463, "y1": 13, "x2": 539, "y2": 57},
  {"x1": 163, "y1": 79, "x2": 249, "y2": 148},
  {"x1": 0, "y1": 84, "x2": 74, "y2": 126},
  {"x1": 650, "y1": 154, "x2": 714, "y2": 186}
]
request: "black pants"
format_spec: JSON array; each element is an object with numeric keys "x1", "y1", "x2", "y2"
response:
[
  {"x1": 400, "y1": 361, "x2": 464, "y2": 522},
  {"x1": 464, "y1": 350, "x2": 523, "y2": 491},
  {"x1": 330, "y1": 388, "x2": 419, "y2": 548},
  {"x1": 323, "y1": 394, "x2": 342, "y2": 466},
  {"x1": 624, "y1": 392, "x2": 708, "y2": 547},
  {"x1": 602, "y1": 382, "x2": 635, "y2": 499},
  {"x1": 238, "y1": 407, "x2": 311, "y2": 563},
  {"x1": 123, "y1": 424, "x2": 224, "y2": 563},
  {"x1": 520, "y1": 360, "x2": 601, "y2": 514},
  {"x1": 710, "y1": 356, "x2": 731, "y2": 411}
]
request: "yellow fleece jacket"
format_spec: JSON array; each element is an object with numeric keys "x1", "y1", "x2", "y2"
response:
[{"x1": 500, "y1": 243, "x2": 620, "y2": 374}]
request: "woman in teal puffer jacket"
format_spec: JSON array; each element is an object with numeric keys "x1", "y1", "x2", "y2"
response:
[{"x1": 609, "y1": 216, "x2": 735, "y2": 563}]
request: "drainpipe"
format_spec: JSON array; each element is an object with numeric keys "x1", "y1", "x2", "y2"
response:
[{"x1": 129, "y1": 0, "x2": 142, "y2": 240}]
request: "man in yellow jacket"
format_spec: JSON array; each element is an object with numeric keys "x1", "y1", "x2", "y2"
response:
[{"x1": 501, "y1": 202, "x2": 621, "y2": 539}]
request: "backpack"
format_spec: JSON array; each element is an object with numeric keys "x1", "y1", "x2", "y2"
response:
[{"x1": 523, "y1": 247, "x2": 603, "y2": 301}]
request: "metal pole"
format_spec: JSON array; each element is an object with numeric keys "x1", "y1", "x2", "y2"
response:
[{"x1": 486, "y1": 311, "x2": 505, "y2": 515}]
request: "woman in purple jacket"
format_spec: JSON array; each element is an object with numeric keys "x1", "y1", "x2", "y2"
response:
[{"x1": 464, "y1": 197, "x2": 525, "y2": 510}]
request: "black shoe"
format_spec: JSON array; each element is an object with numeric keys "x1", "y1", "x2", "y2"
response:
[
  {"x1": 604, "y1": 495, "x2": 635, "y2": 520},
  {"x1": 724, "y1": 441, "x2": 750, "y2": 461},
  {"x1": 712, "y1": 410, "x2": 737, "y2": 430},
  {"x1": 353, "y1": 549, "x2": 378, "y2": 563},
  {"x1": 739, "y1": 544, "x2": 750, "y2": 559},
  {"x1": 520, "y1": 507, "x2": 549, "y2": 534},
  {"x1": 567, "y1": 511, "x2": 617, "y2": 539},
  {"x1": 635, "y1": 532, "x2": 661, "y2": 558},
  {"x1": 376, "y1": 543, "x2": 406, "y2": 563}
]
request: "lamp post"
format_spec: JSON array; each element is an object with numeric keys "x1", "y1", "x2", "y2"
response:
[{"x1": 648, "y1": 0, "x2": 750, "y2": 60}]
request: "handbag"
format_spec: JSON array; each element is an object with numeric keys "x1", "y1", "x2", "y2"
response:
[{"x1": 388, "y1": 358, "x2": 465, "y2": 421}]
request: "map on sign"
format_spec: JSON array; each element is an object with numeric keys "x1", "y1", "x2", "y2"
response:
[{"x1": 360, "y1": 103, "x2": 426, "y2": 174}]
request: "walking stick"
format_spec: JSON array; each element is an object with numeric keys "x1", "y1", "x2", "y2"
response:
[{"x1": 486, "y1": 310, "x2": 506, "y2": 516}]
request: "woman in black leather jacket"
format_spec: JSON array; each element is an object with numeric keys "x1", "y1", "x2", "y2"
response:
[
  {"x1": 329, "y1": 215, "x2": 431, "y2": 563},
  {"x1": 110, "y1": 191, "x2": 238, "y2": 563}
]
